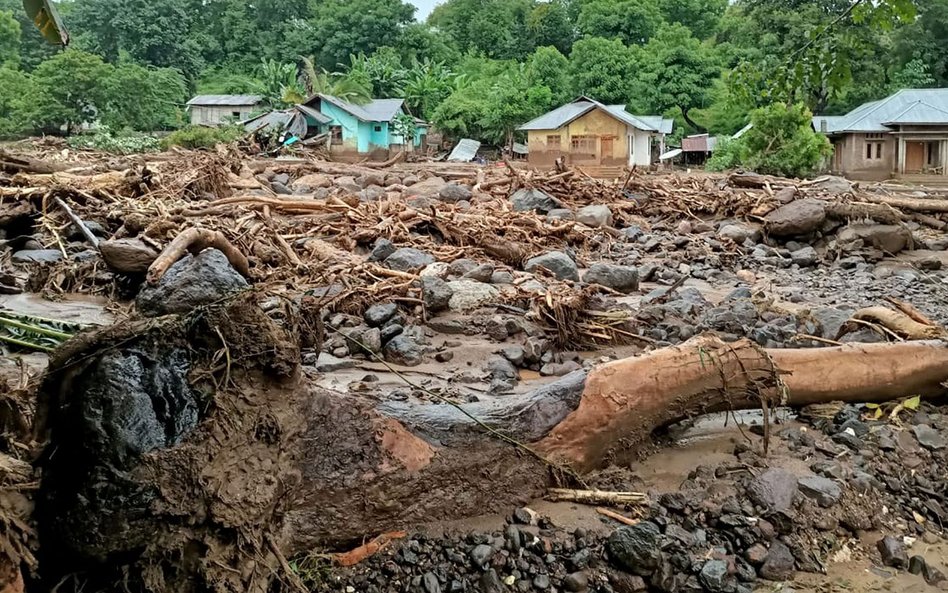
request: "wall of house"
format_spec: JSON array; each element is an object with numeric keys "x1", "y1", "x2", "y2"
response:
[
  {"x1": 631, "y1": 129, "x2": 652, "y2": 167},
  {"x1": 526, "y1": 108, "x2": 631, "y2": 167},
  {"x1": 321, "y1": 102, "x2": 361, "y2": 155},
  {"x1": 189, "y1": 105, "x2": 256, "y2": 126},
  {"x1": 831, "y1": 133, "x2": 896, "y2": 181},
  {"x1": 367, "y1": 121, "x2": 390, "y2": 151}
]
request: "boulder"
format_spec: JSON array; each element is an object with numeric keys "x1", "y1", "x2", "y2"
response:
[
  {"x1": 764, "y1": 199, "x2": 827, "y2": 237},
  {"x1": 524, "y1": 251, "x2": 579, "y2": 281},
  {"x1": 384, "y1": 248, "x2": 435, "y2": 272},
  {"x1": 717, "y1": 223, "x2": 759, "y2": 243},
  {"x1": 606, "y1": 522, "x2": 662, "y2": 576},
  {"x1": 446, "y1": 280, "x2": 500, "y2": 311},
  {"x1": 547, "y1": 208, "x2": 574, "y2": 221},
  {"x1": 99, "y1": 238, "x2": 159, "y2": 274},
  {"x1": 510, "y1": 188, "x2": 560, "y2": 214},
  {"x1": 583, "y1": 264, "x2": 639, "y2": 293},
  {"x1": 364, "y1": 303, "x2": 398, "y2": 327},
  {"x1": 748, "y1": 468, "x2": 798, "y2": 512},
  {"x1": 797, "y1": 476, "x2": 842, "y2": 507},
  {"x1": 790, "y1": 246, "x2": 819, "y2": 267},
  {"x1": 760, "y1": 541, "x2": 795, "y2": 581},
  {"x1": 137, "y1": 249, "x2": 248, "y2": 316},
  {"x1": 357, "y1": 172, "x2": 385, "y2": 188},
  {"x1": 576, "y1": 205, "x2": 613, "y2": 228},
  {"x1": 292, "y1": 173, "x2": 332, "y2": 191},
  {"x1": 369, "y1": 238, "x2": 397, "y2": 262},
  {"x1": 438, "y1": 184, "x2": 473, "y2": 203},
  {"x1": 837, "y1": 224, "x2": 913, "y2": 255},
  {"x1": 383, "y1": 335, "x2": 424, "y2": 366},
  {"x1": 405, "y1": 177, "x2": 448, "y2": 198},
  {"x1": 877, "y1": 535, "x2": 907, "y2": 569},
  {"x1": 420, "y1": 276, "x2": 453, "y2": 312}
]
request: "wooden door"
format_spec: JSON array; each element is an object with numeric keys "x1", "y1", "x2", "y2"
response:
[
  {"x1": 906, "y1": 141, "x2": 925, "y2": 173},
  {"x1": 600, "y1": 136, "x2": 614, "y2": 163}
]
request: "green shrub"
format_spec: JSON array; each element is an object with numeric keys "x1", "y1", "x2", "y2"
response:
[
  {"x1": 67, "y1": 127, "x2": 161, "y2": 154},
  {"x1": 705, "y1": 137, "x2": 746, "y2": 172},
  {"x1": 160, "y1": 125, "x2": 244, "y2": 149}
]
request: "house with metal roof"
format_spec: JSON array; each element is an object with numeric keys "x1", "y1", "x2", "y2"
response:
[
  {"x1": 186, "y1": 95, "x2": 264, "y2": 126},
  {"x1": 518, "y1": 97, "x2": 674, "y2": 169},
  {"x1": 300, "y1": 94, "x2": 428, "y2": 159},
  {"x1": 813, "y1": 89, "x2": 948, "y2": 180}
]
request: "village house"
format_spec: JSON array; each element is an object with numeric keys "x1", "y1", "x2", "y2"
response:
[
  {"x1": 299, "y1": 94, "x2": 428, "y2": 159},
  {"x1": 518, "y1": 97, "x2": 673, "y2": 170},
  {"x1": 186, "y1": 95, "x2": 264, "y2": 126},
  {"x1": 813, "y1": 88, "x2": 948, "y2": 181}
]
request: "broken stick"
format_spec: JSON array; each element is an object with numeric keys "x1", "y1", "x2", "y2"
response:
[{"x1": 146, "y1": 228, "x2": 251, "y2": 285}]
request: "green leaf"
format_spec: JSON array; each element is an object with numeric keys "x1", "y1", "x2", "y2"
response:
[
  {"x1": 22, "y1": 0, "x2": 69, "y2": 46},
  {"x1": 903, "y1": 395, "x2": 921, "y2": 411}
]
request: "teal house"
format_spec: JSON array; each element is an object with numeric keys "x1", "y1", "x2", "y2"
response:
[{"x1": 300, "y1": 94, "x2": 428, "y2": 159}]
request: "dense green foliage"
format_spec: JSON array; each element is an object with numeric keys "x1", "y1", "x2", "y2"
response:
[
  {"x1": 0, "y1": 0, "x2": 932, "y2": 176},
  {"x1": 67, "y1": 127, "x2": 162, "y2": 153},
  {"x1": 161, "y1": 125, "x2": 244, "y2": 149},
  {"x1": 707, "y1": 104, "x2": 832, "y2": 177}
]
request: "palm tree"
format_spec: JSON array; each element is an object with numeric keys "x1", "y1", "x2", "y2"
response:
[
  {"x1": 299, "y1": 56, "x2": 372, "y2": 105},
  {"x1": 257, "y1": 59, "x2": 305, "y2": 108}
]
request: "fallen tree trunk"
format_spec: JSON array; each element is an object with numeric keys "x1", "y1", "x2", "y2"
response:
[
  {"x1": 31, "y1": 298, "x2": 948, "y2": 592},
  {"x1": 865, "y1": 194, "x2": 948, "y2": 213}
]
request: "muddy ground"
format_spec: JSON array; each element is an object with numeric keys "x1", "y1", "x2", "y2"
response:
[{"x1": 1, "y1": 145, "x2": 948, "y2": 592}]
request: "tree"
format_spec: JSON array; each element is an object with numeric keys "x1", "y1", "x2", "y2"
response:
[
  {"x1": 890, "y1": 58, "x2": 936, "y2": 91},
  {"x1": 0, "y1": 0, "x2": 56, "y2": 70},
  {"x1": 569, "y1": 37, "x2": 637, "y2": 104},
  {"x1": 299, "y1": 56, "x2": 373, "y2": 104},
  {"x1": 345, "y1": 49, "x2": 408, "y2": 98},
  {"x1": 31, "y1": 50, "x2": 112, "y2": 133},
  {"x1": 428, "y1": 0, "x2": 537, "y2": 60},
  {"x1": 257, "y1": 59, "x2": 305, "y2": 107},
  {"x1": 309, "y1": 0, "x2": 415, "y2": 70},
  {"x1": 528, "y1": 0, "x2": 575, "y2": 55},
  {"x1": 482, "y1": 73, "x2": 552, "y2": 148},
  {"x1": 100, "y1": 63, "x2": 186, "y2": 131},
  {"x1": 634, "y1": 23, "x2": 721, "y2": 131},
  {"x1": 526, "y1": 46, "x2": 571, "y2": 105},
  {"x1": 399, "y1": 60, "x2": 460, "y2": 119},
  {"x1": 391, "y1": 23, "x2": 460, "y2": 65},
  {"x1": 0, "y1": 10, "x2": 19, "y2": 68},
  {"x1": 656, "y1": 0, "x2": 727, "y2": 39},
  {"x1": 893, "y1": 0, "x2": 948, "y2": 87},
  {"x1": 725, "y1": 103, "x2": 832, "y2": 178},
  {"x1": 0, "y1": 67, "x2": 35, "y2": 137},
  {"x1": 576, "y1": 0, "x2": 662, "y2": 46}
]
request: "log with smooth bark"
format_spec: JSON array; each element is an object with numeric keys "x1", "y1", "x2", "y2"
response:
[
  {"x1": 32, "y1": 300, "x2": 948, "y2": 591},
  {"x1": 146, "y1": 227, "x2": 252, "y2": 285}
]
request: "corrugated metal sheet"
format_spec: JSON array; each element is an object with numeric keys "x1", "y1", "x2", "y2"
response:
[
  {"x1": 814, "y1": 89, "x2": 948, "y2": 133},
  {"x1": 447, "y1": 139, "x2": 481, "y2": 162},
  {"x1": 294, "y1": 103, "x2": 332, "y2": 125},
  {"x1": 187, "y1": 94, "x2": 263, "y2": 107},
  {"x1": 682, "y1": 134, "x2": 710, "y2": 152},
  {"x1": 883, "y1": 101, "x2": 948, "y2": 125},
  {"x1": 311, "y1": 94, "x2": 405, "y2": 122},
  {"x1": 512, "y1": 142, "x2": 528, "y2": 155},
  {"x1": 518, "y1": 97, "x2": 666, "y2": 133},
  {"x1": 243, "y1": 109, "x2": 307, "y2": 139}
]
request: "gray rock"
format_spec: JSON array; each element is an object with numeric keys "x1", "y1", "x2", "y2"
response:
[
  {"x1": 439, "y1": 183, "x2": 472, "y2": 203},
  {"x1": 699, "y1": 560, "x2": 730, "y2": 592},
  {"x1": 446, "y1": 280, "x2": 500, "y2": 310},
  {"x1": 364, "y1": 303, "x2": 398, "y2": 327},
  {"x1": 384, "y1": 248, "x2": 435, "y2": 272},
  {"x1": 523, "y1": 336, "x2": 550, "y2": 363},
  {"x1": 99, "y1": 238, "x2": 158, "y2": 273},
  {"x1": 463, "y1": 264, "x2": 495, "y2": 283},
  {"x1": 358, "y1": 327, "x2": 382, "y2": 354},
  {"x1": 790, "y1": 246, "x2": 819, "y2": 267},
  {"x1": 748, "y1": 468, "x2": 798, "y2": 512},
  {"x1": 490, "y1": 270, "x2": 515, "y2": 284},
  {"x1": 405, "y1": 176, "x2": 448, "y2": 198},
  {"x1": 383, "y1": 335, "x2": 424, "y2": 366},
  {"x1": 137, "y1": 249, "x2": 248, "y2": 316},
  {"x1": 584, "y1": 263, "x2": 639, "y2": 293},
  {"x1": 11, "y1": 249, "x2": 63, "y2": 263},
  {"x1": 448, "y1": 258, "x2": 478, "y2": 277},
  {"x1": 422, "y1": 572, "x2": 441, "y2": 593},
  {"x1": 421, "y1": 276, "x2": 453, "y2": 312},
  {"x1": 760, "y1": 540, "x2": 794, "y2": 581},
  {"x1": 765, "y1": 199, "x2": 827, "y2": 236},
  {"x1": 797, "y1": 476, "x2": 842, "y2": 507},
  {"x1": 511, "y1": 188, "x2": 560, "y2": 213},
  {"x1": 540, "y1": 360, "x2": 582, "y2": 377},
  {"x1": 576, "y1": 204, "x2": 613, "y2": 227},
  {"x1": 67, "y1": 220, "x2": 108, "y2": 241},
  {"x1": 533, "y1": 574, "x2": 551, "y2": 590},
  {"x1": 718, "y1": 223, "x2": 760, "y2": 243},
  {"x1": 622, "y1": 225, "x2": 644, "y2": 241},
  {"x1": 357, "y1": 172, "x2": 385, "y2": 188},
  {"x1": 877, "y1": 535, "x2": 907, "y2": 568},
  {"x1": 547, "y1": 208, "x2": 574, "y2": 221},
  {"x1": 606, "y1": 522, "x2": 662, "y2": 576},
  {"x1": 470, "y1": 543, "x2": 495, "y2": 568},
  {"x1": 312, "y1": 353, "x2": 356, "y2": 372},
  {"x1": 913, "y1": 424, "x2": 946, "y2": 450},
  {"x1": 524, "y1": 251, "x2": 579, "y2": 281},
  {"x1": 502, "y1": 346, "x2": 525, "y2": 366},
  {"x1": 487, "y1": 355, "x2": 518, "y2": 385},
  {"x1": 272, "y1": 173, "x2": 290, "y2": 186},
  {"x1": 369, "y1": 238, "x2": 396, "y2": 262},
  {"x1": 811, "y1": 175, "x2": 852, "y2": 195},
  {"x1": 838, "y1": 224, "x2": 913, "y2": 255},
  {"x1": 380, "y1": 323, "x2": 403, "y2": 343},
  {"x1": 270, "y1": 181, "x2": 292, "y2": 194},
  {"x1": 811, "y1": 307, "x2": 855, "y2": 339},
  {"x1": 562, "y1": 572, "x2": 588, "y2": 592}
]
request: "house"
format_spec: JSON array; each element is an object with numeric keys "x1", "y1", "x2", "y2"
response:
[
  {"x1": 813, "y1": 88, "x2": 948, "y2": 180},
  {"x1": 681, "y1": 133, "x2": 719, "y2": 165},
  {"x1": 186, "y1": 95, "x2": 264, "y2": 126},
  {"x1": 299, "y1": 94, "x2": 428, "y2": 159},
  {"x1": 518, "y1": 97, "x2": 673, "y2": 169}
]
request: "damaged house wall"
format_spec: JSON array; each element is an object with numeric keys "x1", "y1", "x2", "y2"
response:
[{"x1": 527, "y1": 108, "x2": 632, "y2": 168}]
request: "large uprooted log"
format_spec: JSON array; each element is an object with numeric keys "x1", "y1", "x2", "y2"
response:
[{"x1": 30, "y1": 294, "x2": 948, "y2": 592}]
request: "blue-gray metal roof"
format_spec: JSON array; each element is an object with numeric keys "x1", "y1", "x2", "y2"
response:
[
  {"x1": 518, "y1": 97, "x2": 666, "y2": 133},
  {"x1": 313, "y1": 94, "x2": 405, "y2": 122},
  {"x1": 814, "y1": 89, "x2": 948, "y2": 133},
  {"x1": 187, "y1": 94, "x2": 263, "y2": 107},
  {"x1": 294, "y1": 103, "x2": 332, "y2": 125}
]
